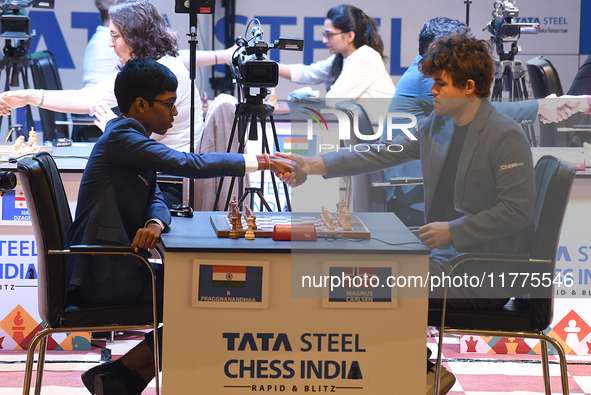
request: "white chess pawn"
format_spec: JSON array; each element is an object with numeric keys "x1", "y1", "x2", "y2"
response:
[
  {"x1": 343, "y1": 213, "x2": 352, "y2": 231},
  {"x1": 245, "y1": 216, "x2": 255, "y2": 240}
]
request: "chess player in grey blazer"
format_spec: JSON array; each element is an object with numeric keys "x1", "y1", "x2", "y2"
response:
[{"x1": 281, "y1": 32, "x2": 536, "y2": 310}]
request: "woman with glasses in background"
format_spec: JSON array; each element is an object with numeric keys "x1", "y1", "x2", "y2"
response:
[
  {"x1": 0, "y1": 0, "x2": 240, "y2": 207},
  {"x1": 0, "y1": 0, "x2": 202, "y2": 153},
  {"x1": 278, "y1": 4, "x2": 395, "y2": 100}
]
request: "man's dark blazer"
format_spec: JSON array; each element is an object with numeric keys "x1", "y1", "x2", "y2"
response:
[
  {"x1": 323, "y1": 100, "x2": 535, "y2": 254},
  {"x1": 66, "y1": 116, "x2": 245, "y2": 305}
]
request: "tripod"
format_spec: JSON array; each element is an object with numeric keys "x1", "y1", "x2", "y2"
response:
[
  {"x1": 490, "y1": 42, "x2": 537, "y2": 146},
  {"x1": 213, "y1": 88, "x2": 291, "y2": 212},
  {"x1": 0, "y1": 52, "x2": 35, "y2": 142}
]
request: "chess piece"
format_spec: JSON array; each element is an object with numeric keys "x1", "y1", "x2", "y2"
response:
[
  {"x1": 245, "y1": 205, "x2": 257, "y2": 229},
  {"x1": 228, "y1": 196, "x2": 238, "y2": 221},
  {"x1": 244, "y1": 216, "x2": 255, "y2": 240},
  {"x1": 343, "y1": 213, "x2": 352, "y2": 231},
  {"x1": 235, "y1": 211, "x2": 243, "y2": 230},
  {"x1": 25, "y1": 130, "x2": 38, "y2": 153},
  {"x1": 12, "y1": 136, "x2": 26, "y2": 155},
  {"x1": 229, "y1": 215, "x2": 239, "y2": 239},
  {"x1": 326, "y1": 215, "x2": 335, "y2": 230}
]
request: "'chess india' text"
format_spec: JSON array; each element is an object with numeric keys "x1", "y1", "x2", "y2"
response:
[{"x1": 223, "y1": 332, "x2": 365, "y2": 381}]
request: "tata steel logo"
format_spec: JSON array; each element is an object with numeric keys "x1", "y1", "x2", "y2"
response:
[{"x1": 303, "y1": 109, "x2": 417, "y2": 153}]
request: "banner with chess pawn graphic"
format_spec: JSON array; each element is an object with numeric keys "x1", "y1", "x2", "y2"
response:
[
  {"x1": 460, "y1": 301, "x2": 591, "y2": 355},
  {"x1": 0, "y1": 235, "x2": 90, "y2": 351}
]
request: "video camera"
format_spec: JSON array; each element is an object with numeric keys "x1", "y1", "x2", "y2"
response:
[
  {"x1": 0, "y1": 170, "x2": 16, "y2": 194},
  {"x1": 486, "y1": 0, "x2": 539, "y2": 44},
  {"x1": 232, "y1": 19, "x2": 303, "y2": 90},
  {"x1": 1, "y1": 0, "x2": 54, "y2": 57}
]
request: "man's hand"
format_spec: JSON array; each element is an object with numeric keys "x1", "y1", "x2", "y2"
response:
[
  {"x1": 0, "y1": 192, "x2": 5, "y2": 198},
  {"x1": 418, "y1": 221, "x2": 452, "y2": 250},
  {"x1": 275, "y1": 152, "x2": 309, "y2": 187},
  {"x1": 131, "y1": 223, "x2": 162, "y2": 253},
  {"x1": 538, "y1": 94, "x2": 590, "y2": 123},
  {"x1": 93, "y1": 103, "x2": 117, "y2": 132}
]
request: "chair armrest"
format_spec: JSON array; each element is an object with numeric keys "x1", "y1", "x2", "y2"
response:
[
  {"x1": 49, "y1": 245, "x2": 153, "y2": 260},
  {"x1": 446, "y1": 252, "x2": 552, "y2": 277},
  {"x1": 371, "y1": 177, "x2": 424, "y2": 188}
]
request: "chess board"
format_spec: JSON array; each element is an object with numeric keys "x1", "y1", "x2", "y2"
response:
[
  {"x1": 0, "y1": 144, "x2": 51, "y2": 159},
  {"x1": 210, "y1": 212, "x2": 371, "y2": 239}
]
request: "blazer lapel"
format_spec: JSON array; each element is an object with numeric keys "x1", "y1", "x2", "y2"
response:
[
  {"x1": 454, "y1": 100, "x2": 493, "y2": 205},
  {"x1": 425, "y1": 116, "x2": 454, "y2": 217}
]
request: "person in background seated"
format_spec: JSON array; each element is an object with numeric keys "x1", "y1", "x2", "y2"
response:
[
  {"x1": 278, "y1": 4, "x2": 395, "y2": 102},
  {"x1": 70, "y1": 58, "x2": 292, "y2": 395}
]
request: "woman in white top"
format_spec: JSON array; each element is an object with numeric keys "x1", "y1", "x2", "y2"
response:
[
  {"x1": 279, "y1": 4, "x2": 395, "y2": 100},
  {"x1": 0, "y1": 0, "x2": 233, "y2": 153}
]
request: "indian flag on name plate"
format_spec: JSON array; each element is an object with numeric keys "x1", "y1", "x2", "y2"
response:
[
  {"x1": 284, "y1": 137, "x2": 309, "y2": 154},
  {"x1": 212, "y1": 265, "x2": 246, "y2": 288},
  {"x1": 14, "y1": 189, "x2": 26, "y2": 209}
]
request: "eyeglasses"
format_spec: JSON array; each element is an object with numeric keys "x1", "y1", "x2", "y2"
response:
[
  {"x1": 322, "y1": 31, "x2": 347, "y2": 39},
  {"x1": 147, "y1": 98, "x2": 177, "y2": 112},
  {"x1": 110, "y1": 31, "x2": 121, "y2": 42}
]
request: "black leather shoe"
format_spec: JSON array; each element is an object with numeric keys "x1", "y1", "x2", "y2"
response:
[
  {"x1": 81, "y1": 363, "x2": 106, "y2": 395},
  {"x1": 82, "y1": 363, "x2": 112, "y2": 394},
  {"x1": 94, "y1": 372, "x2": 129, "y2": 395}
]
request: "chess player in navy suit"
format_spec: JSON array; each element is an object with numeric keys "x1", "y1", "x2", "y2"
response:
[{"x1": 69, "y1": 58, "x2": 292, "y2": 395}]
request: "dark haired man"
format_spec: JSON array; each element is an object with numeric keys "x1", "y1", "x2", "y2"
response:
[
  {"x1": 71, "y1": 58, "x2": 292, "y2": 395},
  {"x1": 383, "y1": 17, "x2": 550, "y2": 227},
  {"x1": 281, "y1": 33, "x2": 536, "y2": 394}
]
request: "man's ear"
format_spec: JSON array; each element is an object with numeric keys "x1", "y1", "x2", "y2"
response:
[
  {"x1": 135, "y1": 97, "x2": 146, "y2": 113},
  {"x1": 465, "y1": 79, "x2": 476, "y2": 95}
]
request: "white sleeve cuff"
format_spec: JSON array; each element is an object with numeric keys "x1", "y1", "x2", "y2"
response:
[
  {"x1": 243, "y1": 154, "x2": 259, "y2": 173},
  {"x1": 145, "y1": 218, "x2": 165, "y2": 231}
]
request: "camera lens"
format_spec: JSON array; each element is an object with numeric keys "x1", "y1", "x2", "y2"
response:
[
  {"x1": 0, "y1": 170, "x2": 17, "y2": 193},
  {"x1": 500, "y1": 24, "x2": 520, "y2": 40}
]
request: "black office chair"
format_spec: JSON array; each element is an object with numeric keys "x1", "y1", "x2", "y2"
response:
[
  {"x1": 29, "y1": 50, "x2": 100, "y2": 142},
  {"x1": 526, "y1": 56, "x2": 569, "y2": 146},
  {"x1": 17, "y1": 152, "x2": 161, "y2": 395},
  {"x1": 527, "y1": 56, "x2": 564, "y2": 98},
  {"x1": 429, "y1": 155, "x2": 576, "y2": 395},
  {"x1": 335, "y1": 99, "x2": 388, "y2": 212}
]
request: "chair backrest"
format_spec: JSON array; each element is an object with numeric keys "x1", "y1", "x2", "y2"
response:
[
  {"x1": 526, "y1": 56, "x2": 564, "y2": 98},
  {"x1": 531, "y1": 155, "x2": 576, "y2": 260},
  {"x1": 529, "y1": 155, "x2": 576, "y2": 328},
  {"x1": 29, "y1": 50, "x2": 69, "y2": 141},
  {"x1": 335, "y1": 99, "x2": 387, "y2": 212},
  {"x1": 17, "y1": 152, "x2": 73, "y2": 326}
]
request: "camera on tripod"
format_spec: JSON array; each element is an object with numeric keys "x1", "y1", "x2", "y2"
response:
[
  {"x1": 232, "y1": 19, "x2": 303, "y2": 90},
  {"x1": 486, "y1": 0, "x2": 539, "y2": 44},
  {"x1": 0, "y1": 170, "x2": 16, "y2": 194},
  {"x1": 0, "y1": 0, "x2": 54, "y2": 57}
]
